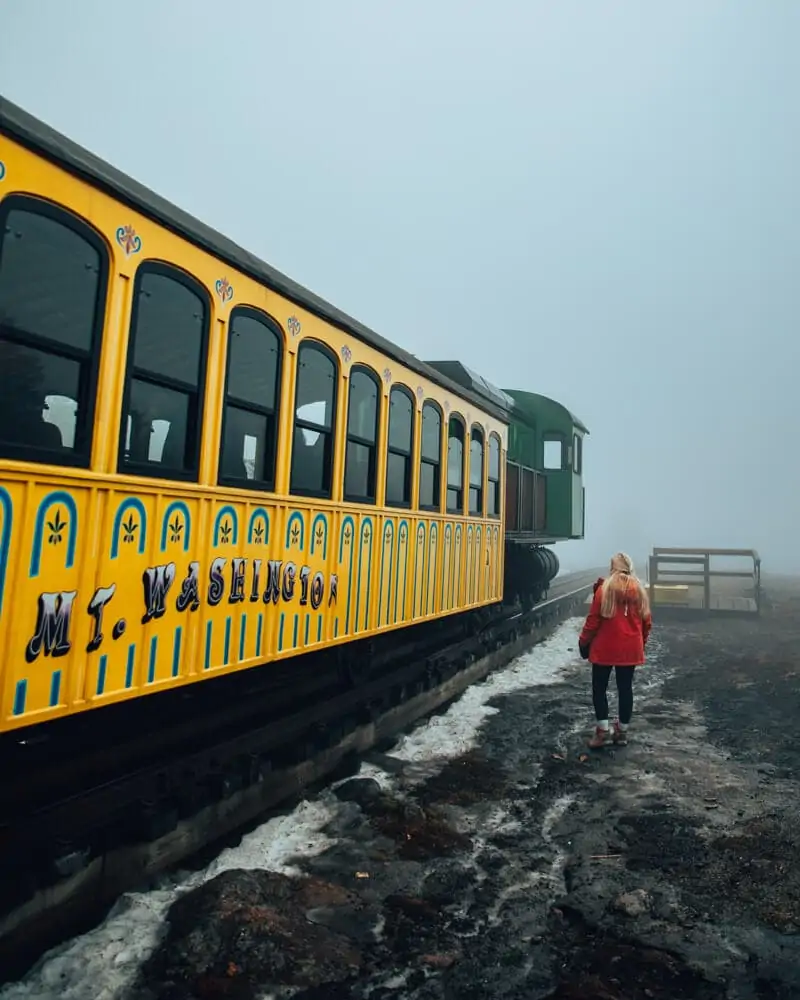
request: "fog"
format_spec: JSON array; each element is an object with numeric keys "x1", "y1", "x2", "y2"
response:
[{"x1": 2, "y1": 1, "x2": 798, "y2": 575}]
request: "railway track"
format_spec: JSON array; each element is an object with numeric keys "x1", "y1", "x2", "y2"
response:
[{"x1": 0, "y1": 570, "x2": 597, "y2": 985}]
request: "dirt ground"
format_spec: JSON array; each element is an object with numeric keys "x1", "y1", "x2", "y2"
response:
[{"x1": 138, "y1": 574, "x2": 800, "y2": 1000}]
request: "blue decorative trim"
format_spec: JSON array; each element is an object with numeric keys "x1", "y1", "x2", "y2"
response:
[
  {"x1": 239, "y1": 614, "x2": 247, "y2": 660},
  {"x1": 317, "y1": 616, "x2": 322, "y2": 643},
  {"x1": 292, "y1": 613, "x2": 299, "y2": 648},
  {"x1": 412, "y1": 521, "x2": 426, "y2": 618},
  {"x1": 110, "y1": 497, "x2": 148, "y2": 558},
  {"x1": 161, "y1": 500, "x2": 191, "y2": 551},
  {"x1": 13, "y1": 679, "x2": 26, "y2": 716},
  {"x1": 247, "y1": 507, "x2": 270, "y2": 545},
  {"x1": 355, "y1": 517, "x2": 373, "y2": 633},
  {"x1": 339, "y1": 516, "x2": 355, "y2": 635},
  {"x1": 0, "y1": 487, "x2": 12, "y2": 615},
  {"x1": 30, "y1": 490, "x2": 78, "y2": 577},
  {"x1": 224, "y1": 616, "x2": 232, "y2": 664},
  {"x1": 214, "y1": 505, "x2": 239, "y2": 546},
  {"x1": 378, "y1": 520, "x2": 394, "y2": 626},
  {"x1": 427, "y1": 522, "x2": 438, "y2": 615},
  {"x1": 204, "y1": 621, "x2": 213, "y2": 669},
  {"x1": 286, "y1": 511, "x2": 305, "y2": 550},
  {"x1": 442, "y1": 524, "x2": 452, "y2": 610},
  {"x1": 148, "y1": 636, "x2": 158, "y2": 683},
  {"x1": 125, "y1": 644, "x2": 136, "y2": 688},
  {"x1": 310, "y1": 513, "x2": 328, "y2": 560},
  {"x1": 278, "y1": 612, "x2": 285, "y2": 650},
  {"x1": 394, "y1": 519, "x2": 409, "y2": 623},
  {"x1": 256, "y1": 614, "x2": 264, "y2": 657},
  {"x1": 172, "y1": 626, "x2": 182, "y2": 677},
  {"x1": 96, "y1": 657, "x2": 107, "y2": 696},
  {"x1": 51, "y1": 669, "x2": 63, "y2": 706}
]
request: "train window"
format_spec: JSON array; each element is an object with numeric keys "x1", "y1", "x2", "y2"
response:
[
  {"x1": 543, "y1": 436, "x2": 563, "y2": 471},
  {"x1": 290, "y1": 342, "x2": 337, "y2": 497},
  {"x1": 0, "y1": 197, "x2": 108, "y2": 465},
  {"x1": 219, "y1": 308, "x2": 282, "y2": 487},
  {"x1": 344, "y1": 366, "x2": 380, "y2": 502},
  {"x1": 573, "y1": 433, "x2": 582, "y2": 474},
  {"x1": 469, "y1": 426, "x2": 484, "y2": 516},
  {"x1": 386, "y1": 386, "x2": 413, "y2": 506},
  {"x1": 419, "y1": 402, "x2": 441, "y2": 510},
  {"x1": 120, "y1": 265, "x2": 209, "y2": 478},
  {"x1": 487, "y1": 434, "x2": 501, "y2": 518},
  {"x1": 446, "y1": 416, "x2": 464, "y2": 514}
]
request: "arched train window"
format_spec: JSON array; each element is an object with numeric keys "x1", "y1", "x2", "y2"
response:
[
  {"x1": 447, "y1": 415, "x2": 465, "y2": 514},
  {"x1": 487, "y1": 434, "x2": 501, "y2": 517},
  {"x1": 419, "y1": 401, "x2": 441, "y2": 510},
  {"x1": 0, "y1": 196, "x2": 109, "y2": 465},
  {"x1": 469, "y1": 425, "x2": 484, "y2": 516},
  {"x1": 344, "y1": 365, "x2": 380, "y2": 502},
  {"x1": 289, "y1": 341, "x2": 337, "y2": 497},
  {"x1": 386, "y1": 386, "x2": 414, "y2": 506},
  {"x1": 120, "y1": 263, "x2": 209, "y2": 478},
  {"x1": 219, "y1": 307, "x2": 282, "y2": 487}
]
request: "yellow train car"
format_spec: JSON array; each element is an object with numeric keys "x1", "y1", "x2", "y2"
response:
[{"x1": 0, "y1": 97, "x2": 508, "y2": 736}]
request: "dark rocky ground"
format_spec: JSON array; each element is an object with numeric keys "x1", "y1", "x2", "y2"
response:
[{"x1": 135, "y1": 575, "x2": 800, "y2": 1000}]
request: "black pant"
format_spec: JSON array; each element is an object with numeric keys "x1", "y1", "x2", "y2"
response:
[{"x1": 592, "y1": 664, "x2": 635, "y2": 725}]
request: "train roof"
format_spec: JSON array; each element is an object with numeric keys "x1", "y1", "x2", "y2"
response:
[
  {"x1": 426, "y1": 361, "x2": 588, "y2": 434},
  {"x1": 505, "y1": 388, "x2": 589, "y2": 434},
  {"x1": 0, "y1": 95, "x2": 510, "y2": 423},
  {"x1": 424, "y1": 361, "x2": 516, "y2": 412}
]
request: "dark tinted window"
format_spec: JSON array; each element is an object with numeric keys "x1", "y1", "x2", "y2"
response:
[
  {"x1": 447, "y1": 416, "x2": 464, "y2": 513},
  {"x1": 421, "y1": 402, "x2": 440, "y2": 461},
  {"x1": 469, "y1": 427, "x2": 484, "y2": 516},
  {"x1": 419, "y1": 401, "x2": 441, "y2": 509},
  {"x1": 388, "y1": 388, "x2": 413, "y2": 451},
  {"x1": 573, "y1": 433, "x2": 582, "y2": 474},
  {"x1": 487, "y1": 435, "x2": 501, "y2": 517},
  {"x1": 289, "y1": 342, "x2": 337, "y2": 497},
  {"x1": 419, "y1": 461, "x2": 437, "y2": 509},
  {"x1": 219, "y1": 309, "x2": 281, "y2": 486},
  {"x1": 120, "y1": 266, "x2": 208, "y2": 477},
  {"x1": 344, "y1": 367, "x2": 379, "y2": 502},
  {"x1": 386, "y1": 387, "x2": 413, "y2": 506},
  {"x1": 0, "y1": 200, "x2": 107, "y2": 463}
]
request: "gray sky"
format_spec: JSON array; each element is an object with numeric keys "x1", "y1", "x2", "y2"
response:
[{"x1": 2, "y1": 0, "x2": 798, "y2": 575}]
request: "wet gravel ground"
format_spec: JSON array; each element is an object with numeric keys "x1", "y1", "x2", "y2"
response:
[{"x1": 136, "y1": 575, "x2": 800, "y2": 1000}]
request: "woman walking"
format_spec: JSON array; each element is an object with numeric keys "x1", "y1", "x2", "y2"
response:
[{"x1": 579, "y1": 553, "x2": 652, "y2": 748}]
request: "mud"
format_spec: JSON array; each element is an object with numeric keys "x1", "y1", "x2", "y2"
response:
[{"x1": 137, "y1": 575, "x2": 800, "y2": 999}]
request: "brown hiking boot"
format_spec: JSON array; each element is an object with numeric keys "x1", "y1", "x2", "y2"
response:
[
  {"x1": 612, "y1": 721, "x2": 629, "y2": 746},
  {"x1": 588, "y1": 726, "x2": 610, "y2": 749}
]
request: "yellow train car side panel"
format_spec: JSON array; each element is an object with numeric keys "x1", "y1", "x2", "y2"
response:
[{"x1": 0, "y1": 128, "x2": 508, "y2": 735}]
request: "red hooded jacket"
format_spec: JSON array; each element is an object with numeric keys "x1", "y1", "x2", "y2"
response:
[{"x1": 579, "y1": 576, "x2": 652, "y2": 667}]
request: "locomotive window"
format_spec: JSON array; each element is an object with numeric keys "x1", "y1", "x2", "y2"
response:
[
  {"x1": 446, "y1": 416, "x2": 464, "y2": 514},
  {"x1": 219, "y1": 308, "x2": 281, "y2": 487},
  {"x1": 469, "y1": 426, "x2": 484, "y2": 516},
  {"x1": 573, "y1": 433, "x2": 582, "y2": 474},
  {"x1": 386, "y1": 386, "x2": 413, "y2": 506},
  {"x1": 419, "y1": 401, "x2": 441, "y2": 510},
  {"x1": 289, "y1": 342, "x2": 337, "y2": 497},
  {"x1": 344, "y1": 366, "x2": 379, "y2": 502},
  {"x1": 120, "y1": 265, "x2": 209, "y2": 479},
  {"x1": 543, "y1": 436, "x2": 563, "y2": 470},
  {"x1": 487, "y1": 434, "x2": 501, "y2": 518},
  {"x1": 0, "y1": 198, "x2": 108, "y2": 465}
]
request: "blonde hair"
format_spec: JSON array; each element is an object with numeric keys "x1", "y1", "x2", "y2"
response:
[{"x1": 600, "y1": 552, "x2": 651, "y2": 619}]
